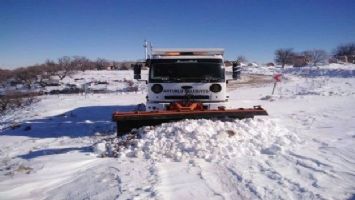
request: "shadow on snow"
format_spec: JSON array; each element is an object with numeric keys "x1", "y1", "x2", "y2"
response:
[
  {"x1": 1, "y1": 105, "x2": 137, "y2": 138},
  {"x1": 17, "y1": 146, "x2": 92, "y2": 159}
]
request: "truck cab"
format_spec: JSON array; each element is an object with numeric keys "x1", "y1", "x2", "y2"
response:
[{"x1": 139, "y1": 48, "x2": 228, "y2": 111}]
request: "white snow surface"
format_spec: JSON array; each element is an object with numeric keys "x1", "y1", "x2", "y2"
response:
[{"x1": 1, "y1": 65, "x2": 355, "y2": 200}]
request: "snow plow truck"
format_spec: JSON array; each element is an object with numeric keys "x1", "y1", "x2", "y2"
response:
[{"x1": 112, "y1": 46, "x2": 267, "y2": 135}]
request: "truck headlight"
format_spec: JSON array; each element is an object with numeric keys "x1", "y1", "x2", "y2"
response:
[
  {"x1": 151, "y1": 84, "x2": 163, "y2": 93},
  {"x1": 210, "y1": 84, "x2": 222, "y2": 93}
]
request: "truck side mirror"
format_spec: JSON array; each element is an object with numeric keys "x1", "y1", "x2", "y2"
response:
[
  {"x1": 133, "y1": 64, "x2": 142, "y2": 80},
  {"x1": 232, "y1": 63, "x2": 241, "y2": 80}
]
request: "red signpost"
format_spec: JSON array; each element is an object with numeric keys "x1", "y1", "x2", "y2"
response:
[{"x1": 272, "y1": 73, "x2": 282, "y2": 95}]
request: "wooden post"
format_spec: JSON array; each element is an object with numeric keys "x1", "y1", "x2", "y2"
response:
[{"x1": 272, "y1": 82, "x2": 277, "y2": 95}]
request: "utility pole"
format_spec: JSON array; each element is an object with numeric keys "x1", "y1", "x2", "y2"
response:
[{"x1": 143, "y1": 40, "x2": 148, "y2": 59}]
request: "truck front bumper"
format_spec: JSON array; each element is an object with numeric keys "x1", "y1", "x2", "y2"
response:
[{"x1": 146, "y1": 102, "x2": 228, "y2": 111}]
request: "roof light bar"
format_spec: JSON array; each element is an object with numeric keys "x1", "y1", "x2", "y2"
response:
[{"x1": 152, "y1": 48, "x2": 224, "y2": 57}]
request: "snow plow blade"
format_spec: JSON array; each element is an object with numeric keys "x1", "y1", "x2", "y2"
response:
[{"x1": 112, "y1": 106, "x2": 268, "y2": 135}]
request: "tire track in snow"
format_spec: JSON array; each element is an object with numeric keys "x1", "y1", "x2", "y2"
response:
[
  {"x1": 225, "y1": 166, "x2": 262, "y2": 199},
  {"x1": 155, "y1": 161, "x2": 224, "y2": 200},
  {"x1": 258, "y1": 160, "x2": 323, "y2": 200},
  {"x1": 194, "y1": 160, "x2": 254, "y2": 200}
]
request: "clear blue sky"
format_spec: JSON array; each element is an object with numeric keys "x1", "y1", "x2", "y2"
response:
[{"x1": 1, "y1": 0, "x2": 355, "y2": 68}]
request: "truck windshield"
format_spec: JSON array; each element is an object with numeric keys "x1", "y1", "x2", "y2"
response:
[{"x1": 149, "y1": 59, "x2": 224, "y2": 82}]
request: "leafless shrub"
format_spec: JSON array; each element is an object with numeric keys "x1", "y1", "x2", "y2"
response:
[
  {"x1": 8, "y1": 63, "x2": 59, "y2": 89},
  {"x1": 120, "y1": 63, "x2": 130, "y2": 70},
  {"x1": 0, "y1": 92, "x2": 38, "y2": 114},
  {"x1": 12, "y1": 67, "x2": 39, "y2": 89},
  {"x1": 30, "y1": 64, "x2": 55, "y2": 88},
  {"x1": 111, "y1": 61, "x2": 120, "y2": 70},
  {"x1": 124, "y1": 79, "x2": 138, "y2": 92},
  {"x1": 124, "y1": 79, "x2": 134, "y2": 87},
  {"x1": 96, "y1": 58, "x2": 110, "y2": 70}
]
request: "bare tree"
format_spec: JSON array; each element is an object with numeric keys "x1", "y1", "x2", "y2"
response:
[
  {"x1": 71, "y1": 56, "x2": 93, "y2": 71},
  {"x1": 43, "y1": 60, "x2": 59, "y2": 77},
  {"x1": 274, "y1": 48, "x2": 295, "y2": 68},
  {"x1": 236, "y1": 56, "x2": 247, "y2": 63},
  {"x1": 334, "y1": 43, "x2": 355, "y2": 57},
  {"x1": 56, "y1": 56, "x2": 75, "y2": 80},
  {"x1": 302, "y1": 49, "x2": 328, "y2": 66},
  {"x1": 85, "y1": 60, "x2": 97, "y2": 71},
  {"x1": 95, "y1": 58, "x2": 110, "y2": 70}
]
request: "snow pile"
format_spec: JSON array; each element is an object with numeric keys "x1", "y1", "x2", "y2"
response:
[{"x1": 95, "y1": 118, "x2": 299, "y2": 162}]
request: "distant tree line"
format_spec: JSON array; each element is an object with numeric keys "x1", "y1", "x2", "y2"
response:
[
  {"x1": 274, "y1": 42, "x2": 355, "y2": 68},
  {"x1": 0, "y1": 56, "x2": 136, "y2": 88},
  {"x1": 0, "y1": 56, "x2": 137, "y2": 114}
]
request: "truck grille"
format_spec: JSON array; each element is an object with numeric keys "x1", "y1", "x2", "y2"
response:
[{"x1": 165, "y1": 95, "x2": 209, "y2": 100}]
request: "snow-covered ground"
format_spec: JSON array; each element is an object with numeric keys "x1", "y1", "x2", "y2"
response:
[{"x1": 0, "y1": 65, "x2": 355, "y2": 200}]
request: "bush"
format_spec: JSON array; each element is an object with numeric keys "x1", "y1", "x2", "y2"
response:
[
  {"x1": 0, "y1": 92, "x2": 38, "y2": 114},
  {"x1": 0, "y1": 69, "x2": 12, "y2": 86}
]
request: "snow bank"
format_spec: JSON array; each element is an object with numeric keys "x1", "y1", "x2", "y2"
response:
[
  {"x1": 282, "y1": 64, "x2": 355, "y2": 78},
  {"x1": 260, "y1": 76, "x2": 355, "y2": 101},
  {"x1": 242, "y1": 66, "x2": 280, "y2": 75},
  {"x1": 237, "y1": 64, "x2": 355, "y2": 78},
  {"x1": 95, "y1": 118, "x2": 299, "y2": 162},
  {"x1": 44, "y1": 70, "x2": 147, "y2": 93}
]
